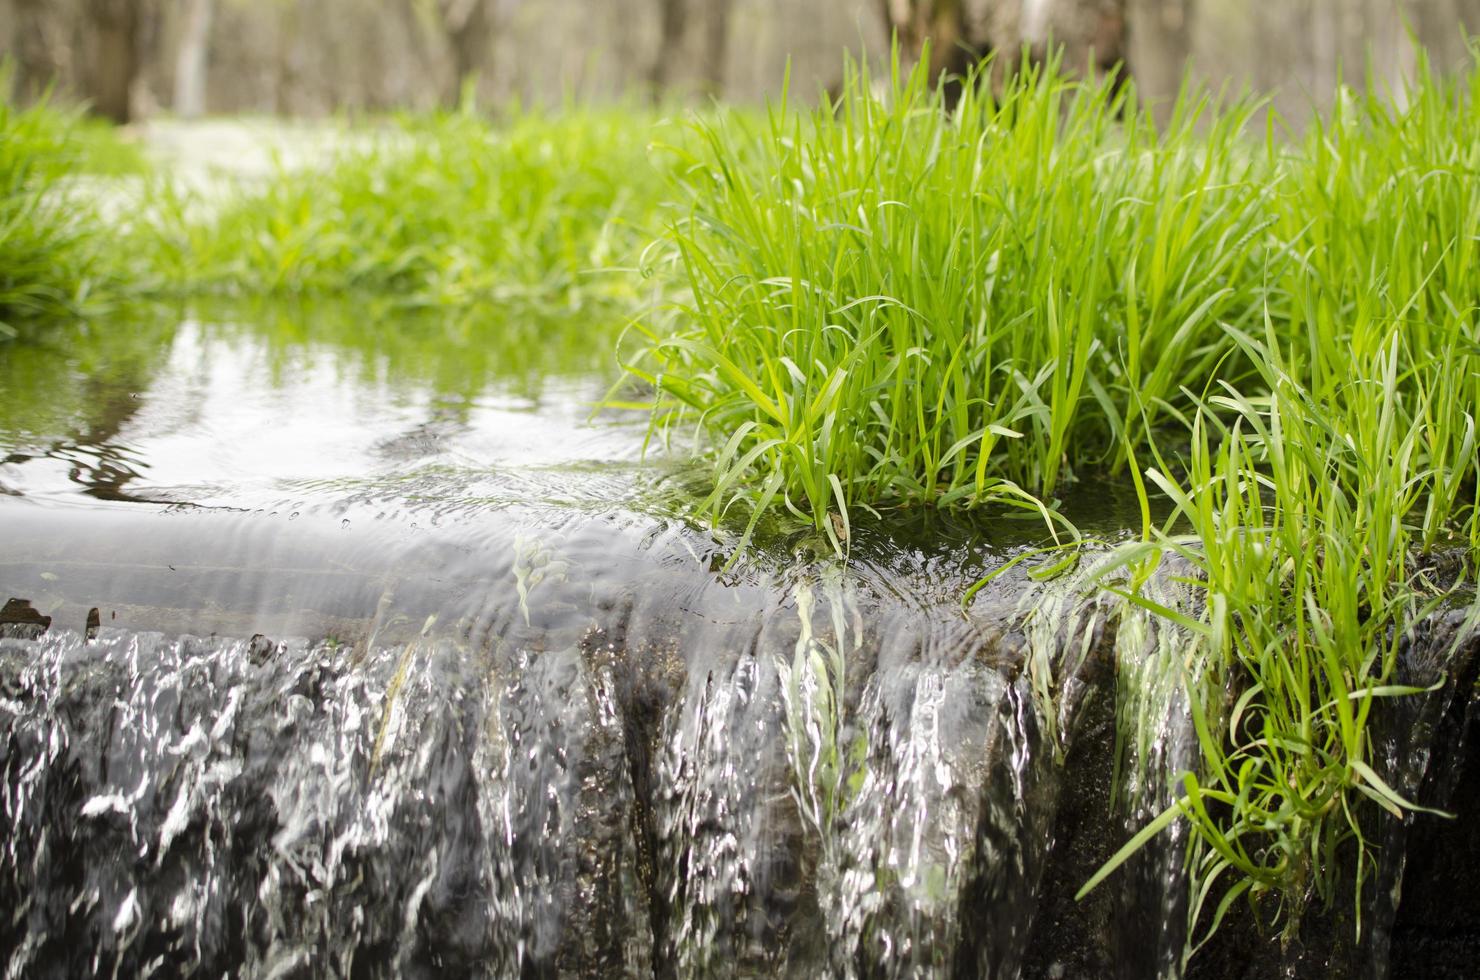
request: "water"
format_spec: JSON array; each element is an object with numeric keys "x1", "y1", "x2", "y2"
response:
[{"x1": 2, "y1": 303, "x2": 1476, "y2": 978}]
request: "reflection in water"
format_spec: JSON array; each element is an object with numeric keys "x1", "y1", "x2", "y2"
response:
[
  {"x1": 0, "y1": 597, "x2": 51, "y2": 639},
  {"x1": 0, "y1": 300, "x2": 645, "y2": 510},
  {"x1": 1, "y1": 320, "x2": 174, "y2": 502},
  {"x1": 1, "y1": 440, "x2": 150, "y2": 502}
]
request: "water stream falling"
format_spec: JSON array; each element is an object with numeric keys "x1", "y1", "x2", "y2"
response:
[{"x1": 3, "y1": 307, "x2": 1477, "y2": 978}]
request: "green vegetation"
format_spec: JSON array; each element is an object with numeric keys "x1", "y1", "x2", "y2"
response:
[
  {"x1": 631, "y1": 43, "x2": 1479, "y2": 956},
  {"x1": 1089, "y1": 56, "x2": 1480, "y2": 956},
  {"x1": 5, "y1": 36, "x2": 1479, "y2": 961},
  {"x1": 142, "y1": 105, "x2": 679, "y2": 310},
  {"x1": 4, "y1": 90, "x2": 680, "y2": 333},
  {"x1": 0, "y1": 87, "x2": 130, "y2": 336},
  {"x1": 627, "y1": 50, "x2": 1278, "y2": 547},
  {"x1": 4, "y1": 92, "x2": 679, "y2": 346},
  {"x1": 57, "y1": 114, "x2": 150, "y2": 178}
]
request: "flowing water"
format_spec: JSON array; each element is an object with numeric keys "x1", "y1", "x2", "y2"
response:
[{"x1": 2, "y1": 303, "x2": 1477, "y2": 978}]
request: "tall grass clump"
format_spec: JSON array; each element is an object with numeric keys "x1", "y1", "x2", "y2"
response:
[
  {"x1": 633, "y1": 39, "x2": 1480, "y2": 955},
  {"x1": 1089, "y1": 48, "x2": 1480, "y2": 954},
  {"x1": 146, "y1": 104, "x2": 679, "y2": 310},
  {"x1": 0, "y1": 85, "x2": 125, "y2": 336},
  {"x1": 628, "y1": 49, "x2": 1277, "y2": 547}
]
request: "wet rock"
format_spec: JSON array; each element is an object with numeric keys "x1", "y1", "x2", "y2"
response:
[
  {"x1": 246, "y1": 632, "x2": 276, "y2": 665},
  {"x1": 1390, "y1": 620, "x2": 1480, "y2": 979},
  {"x1": 0, "y1": 597, "x2": 50, "y2": 640}
]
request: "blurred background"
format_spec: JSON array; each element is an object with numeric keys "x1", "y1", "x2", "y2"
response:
[{"x1": 1, "y1": 1, "x2": 1478, "y2": 127}]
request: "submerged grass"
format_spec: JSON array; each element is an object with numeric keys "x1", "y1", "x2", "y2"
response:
[{"x1": 632, "y1": 42, "x2": 1480, "y2": 954}]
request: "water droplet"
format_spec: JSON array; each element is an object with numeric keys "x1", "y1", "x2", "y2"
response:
[{"x1": 289, "y1": 512, "x2": 299, "y2": 521}]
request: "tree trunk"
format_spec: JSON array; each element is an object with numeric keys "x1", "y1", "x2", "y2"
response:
[
  {"x1": 86, "y1": 0, "x2": 142, "y2": 123},
  {"x1": 10, "y1": 0, "x2": 63, "y2": 105},
  {"x1": 1126, "y1": 0, "x2": 1190, "y2": 104},
  {"x1": 174, "y1": 0, "x2": 215, "y2": 118},
  {"x1": 882, "y1": 0, "x2": 969, "y2": 77},
  {"x1": 439, "y1": 0, "x2": 494, "y2": 106},
  {"x1": 649, "y1": 0, "x2": 688, "y2": 96},
  {"x1": 883, "y1": 0, "x2": 1130, "y2": 98},
  {"x1": 881, "y1": 0, "x2": 981, "y2": 106}
]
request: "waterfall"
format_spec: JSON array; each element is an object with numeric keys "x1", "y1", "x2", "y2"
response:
[{"x1": 3, "y1": 509, "x2": 1477, "y2": 978}]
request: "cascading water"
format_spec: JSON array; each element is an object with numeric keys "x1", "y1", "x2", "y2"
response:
[
  {"x1": 0, "y1": 519, "x2": 1122, "y2": 977},
  {"x1": 4, "y1": 309, "x2": 1478, "y2": 978}
]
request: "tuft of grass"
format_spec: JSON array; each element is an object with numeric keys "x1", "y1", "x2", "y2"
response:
[
  {"x1": 1092, "y1": 48, "x2": 1480, "y2": 955},
  {"x1": 626, "y1": 48, "x2": 1277, "y2": 547},
  {"x1": 631, "y1": 40, "x2": 1480, "y2": 956},
  {"x1": 141, "y1": 104, "x2": 681, "y2": 311},
  {"x1": 0, "y1": 83, "x2": 129, "y2": 336}
]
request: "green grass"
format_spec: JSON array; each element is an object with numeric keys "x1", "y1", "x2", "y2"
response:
[
  {"x1": 626, "y1": 49, "x2": 1278, "y2": 551},
  {"x1": 141, "y1": 104, "x2": 682, "y2": 311},
  {"x1": 1087, "y1": 54, "x2": 1480, "y2": 956},
  {"x1": 4, "y1": 90, "x2": 683, "y2": 331},
  {"x1": 59, "y1": 114, "x2": 150, "y2": 178},
  {"x1": 4, "y1": 35, "x2": 1478, "y2": 958},
  {"x1": 628, "y1": 42, "x2": 1480, "y2": 954},
  {"x1": 0, "y1": 85, "x2": 131, "y2": 336}
]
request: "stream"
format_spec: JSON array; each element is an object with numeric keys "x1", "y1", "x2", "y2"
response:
[{"x1": 2, "y1": 304, "x2": 1477, "y2": 978}]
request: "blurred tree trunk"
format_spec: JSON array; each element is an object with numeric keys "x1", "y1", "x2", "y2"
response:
[
  {"x1": 437, "y1": 0, "x2": 495, "y2": 105},
  {"x1": 85, "y1": 0, "x2": 144, "y2": 122},
  {"x1": 1085, "y1": 0, "x2": 1130, "y2": 76},
  {"x1": 649, "y1": 0, "x2": 688, "y2": 96},
  {"x1": 648, "y1": 0, "x2": 733, "y2": 100},
  {"x1": 882, "y1": 0, "x2": 1130, "y2": 95},
  {"x1": 9, "y1": 0, "x2": 65, "y2": 104},
  {"x1": 173, "y1": 0, "x2": 215, "y2": 118},
  {"x1": 881, "y1": 0, "x2": 968, "y2": 80},
  {"x1": 1126, "y1": 0, "x2": 1190, "y2": 103}
]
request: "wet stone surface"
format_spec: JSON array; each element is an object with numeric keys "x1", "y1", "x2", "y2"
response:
[{"x1": 0, "y1": 599, "x2": 51, "y2": 641}]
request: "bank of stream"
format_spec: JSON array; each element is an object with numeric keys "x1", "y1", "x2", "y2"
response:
[{"x1": 2, "y1": 304, "x2": 1478, "y2": 978}]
